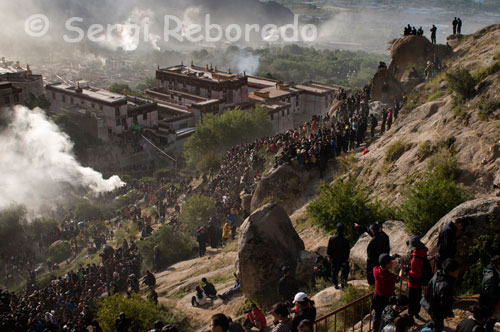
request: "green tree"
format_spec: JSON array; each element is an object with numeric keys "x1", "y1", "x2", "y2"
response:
[
  {"x1": 179, "y1": 194, "x2": 217, "y2": 232},
  {"x1": 307, "y1": 175, "x2": 394, "y2": 244},
  {"x1": 184, "y1": 106, "x2": 271, "y2": 168},
  {"x1": 197, "y1": 152, "x2": 221, "y2": 175},
  {"x1": 26, "y1": 93, "x2": 51, "y2": 110}
]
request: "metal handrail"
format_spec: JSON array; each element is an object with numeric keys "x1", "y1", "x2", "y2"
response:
[{"x1": 314, "y1": 291, "x2": 374, "y2": 332}]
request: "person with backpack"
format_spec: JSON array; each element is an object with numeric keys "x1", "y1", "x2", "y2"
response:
[
  {"x1": 406, "y1": 236, "x2": 431, "y2": 320},
  {"x1": 421, "y1": 259, "x2": 460, "y2": 332}
]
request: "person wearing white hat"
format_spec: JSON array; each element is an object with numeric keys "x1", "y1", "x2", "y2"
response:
[{"x1": 291, "y1": 292, "x2": 316, "y2": 332}]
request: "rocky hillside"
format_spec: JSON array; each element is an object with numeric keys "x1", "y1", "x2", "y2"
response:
[{"x1": 358, "y1": 24, "x2": 500, "y2": 202}]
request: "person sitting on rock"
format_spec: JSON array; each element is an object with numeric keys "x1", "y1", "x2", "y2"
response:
[
  {"x1": 313, "y1": 255, "x2": 331, "y2": 282},
  {"x1": 380, "y1": 295, "x2": 410, "y2": 332},
  {"x1": 202, "y1": 277, "x2": 218, "y2": 298},
  {"x1": 243, "y1": 303, "x2": 267, "y2": 332},
  {"x1": 219, "y1": 272, "x2": 241, "y2": 302},
  {"x1": 191, "y1": 285, "x2": 208, "y2": 307}
]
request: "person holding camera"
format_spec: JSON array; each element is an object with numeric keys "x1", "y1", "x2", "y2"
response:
[{"x1": 372, "y1": 254, "x2": 403, "y2": 332}]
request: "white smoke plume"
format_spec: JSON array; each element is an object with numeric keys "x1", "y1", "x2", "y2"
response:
[{"x1": 0, "y1": 106, "x2": 124, "y2": 209}]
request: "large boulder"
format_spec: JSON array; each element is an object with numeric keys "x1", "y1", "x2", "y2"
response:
[
  {"x1": 388, "y1": 35, "x2": 451, "y2": 82},
  {"x1": 250, "y1": 165, "x2": 311, "y2": 214},
  {"x1": 350, "y1": 220, "x2": 410, "y2": 272},
  {"x1": 422, "y1": 198, "x2": 500, "y2": 261},
  {"x1": 370, "y1": 67, "x2": 404, "y2": 103},
  {"x1": 48, "y1": 240, "x2": 72, "y2": 263},
  {"x1": 237, "y1": 203, "x2": 305, "y2": 300},
  {"x1": 312, "y1": 280, "x2": 369, "y2": 316}
]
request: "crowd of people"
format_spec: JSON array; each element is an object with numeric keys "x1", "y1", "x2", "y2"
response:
[{"x1": 0, "y1": 239, "x2": 143, "y2": 331}]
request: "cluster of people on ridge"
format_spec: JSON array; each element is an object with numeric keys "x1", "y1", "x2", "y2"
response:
[{"x1": 402, "y1": 17, "x2": 464, "y2": 45}]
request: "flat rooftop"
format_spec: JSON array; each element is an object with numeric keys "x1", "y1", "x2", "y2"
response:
[
  {"x1": 47, "y1": 82, "x2": 127, "y2": 104},
  {"x1": 159, "y1": 64, "x2": 245, "y2": 83}
]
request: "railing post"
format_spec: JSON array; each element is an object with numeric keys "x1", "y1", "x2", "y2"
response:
[
  {"x1": 361, "y1": 299, "x2": 364, "y2": 332},
  {"x1": 352, "y1": 303, "x2": 355, "y2": 332},
  {"x1": 334, "y1": 312, "x2": 337, "y2": 332},
  {"x1": 343, "y1": 308, "x2": 347, "y2": 332}
]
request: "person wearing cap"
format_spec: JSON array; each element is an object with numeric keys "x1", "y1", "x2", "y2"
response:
[
  {"x1": 421, "y1": 259, "x2": 460, "y2": 332},
  {"x1": 406, "y1": 235, "x2": 429, "y2": 319},
  {"x1": 372, "y1": 254, "x2": 403, "y2": 332},
  {"x1": 291, "y1": 292, "x2": 316, "y2": 332},
  {"x1": 436, "y1": 218, "x2": 468, "y2": 269},
  {"x1": 355, "y1": 222, "x2": 391, "y2": 285},
  {"x1": 327, "y1": 223, "x2": 351, "y2": 289},
  {"x1": 243, "y1": 303, "x2": 267, "y2": 332},
  {"x1": 278, "y1": 266, "x2": 298, "y2": 302}
]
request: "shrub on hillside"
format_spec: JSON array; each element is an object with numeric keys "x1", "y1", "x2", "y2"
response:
[
  {"x1": 197, "y1": 152, "x2": 221, "y2": 175},
  {"x1": 399, "y1": 152, "x2": 468, "y2": 236},
  {"x1": 179, "y1": 193, "x2": 216, "y2": 232},
  {"x1": 48, "y1": 241, "x2": 72, "y2": 263},
  {"x1": 137, "y1": 225, "x2": 197, "y2": 271},
  {"x1": 446, "y1": 67, "x2": 477, "y2": 101},
  {"x1": 96, "y1": 293, "x2": 184, "y2": 332},
  {"x1": 385, "y1": 140, "x2": 409, "y2": 163},
  {"x1": 459, "y1": 234, "x2": 500, "y2": 294},
  {"x1": 307, "y1": 175, "x2": 395, "y2": 244}
]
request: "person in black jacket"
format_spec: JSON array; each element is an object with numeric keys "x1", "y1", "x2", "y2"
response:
[
  {"x1": 278, "y1": 266, "x2": 298, "y2": 302},
  {"x1": 479, "y1": 255, "x2": 500, "y2": 332},
  {"x1": 436, "y1": 219, "x2": 467, "y2": 269},
  {"x1": 421, "y1": 259, "x2": 460, "y2": 332},
  {"x1": 356, "y1": 222, "x2": 390, "y2": 285},
  {"x1": 327, "y1": 223, "x2": 351, "y2": 289},
  {"x1": 291, "y1": 293, "x2": 317, "y2": 332},
  {"x1": 202, "y1": 277, "x2": 218, "y2": 298}
]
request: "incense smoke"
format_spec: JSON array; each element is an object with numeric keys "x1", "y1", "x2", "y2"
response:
[{"x1": 0, "y1": 106, "x2": 124, "y2": 209}]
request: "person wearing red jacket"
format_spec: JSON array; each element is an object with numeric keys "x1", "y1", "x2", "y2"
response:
[
  {"x1": 244, "y1": 303, "x2": 267, "y2": 332},
  {"x1": 406, "y1": 236, "x2": 429, "y2": 320},
  {"x1": 372, "y1": 254, "x2": 403, "y2": 332}
]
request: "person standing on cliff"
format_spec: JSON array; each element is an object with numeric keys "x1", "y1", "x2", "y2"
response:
[
  {"x1": 452, "y1": 18, "x2": 458, "y2": 35},
  {"x1": 430, "y1": 25, "x2": 437, "y2": 44}
]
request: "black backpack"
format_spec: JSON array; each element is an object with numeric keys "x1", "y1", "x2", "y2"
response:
[{"x1": 411, "y1": 255, "x2": 433, "y2": 285}]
